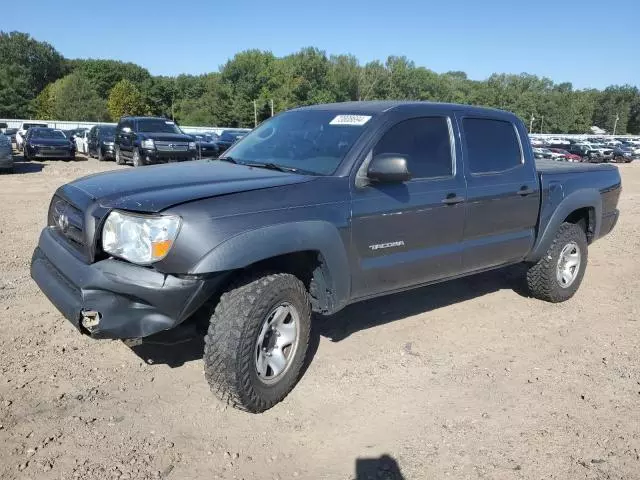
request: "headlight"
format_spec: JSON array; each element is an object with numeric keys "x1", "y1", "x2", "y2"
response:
[
  {"x1": 103, "y1": 141, "x2": 114, "y2": 146},
  {"x1": 102, "y1": 211, "x2": 181, "y2": 264},
  {"x1": 141, "y1": 139, "x2": 155, "y2": 149},
  {"x1": 188, "y1": 141, "x2": 196, "y2": 150}
]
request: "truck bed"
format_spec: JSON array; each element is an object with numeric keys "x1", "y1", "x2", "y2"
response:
[{"x1": 535, "y1": 158, "x2": 618, "y2": 174}]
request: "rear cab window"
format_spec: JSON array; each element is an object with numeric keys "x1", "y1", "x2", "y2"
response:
[{"x1": 462, "y1": 118, "x2": 523, "y2": 174}]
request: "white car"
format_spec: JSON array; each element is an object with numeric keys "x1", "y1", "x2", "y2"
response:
[
  {"x1": 74, "y1": 130, "x2": 90, "y2": 154},
  {"x1": 16, "y1": 122, "x2": 48, "y2": 151}
]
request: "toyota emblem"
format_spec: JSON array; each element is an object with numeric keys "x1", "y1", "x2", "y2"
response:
[{"x1": 168, "y1": 143, "x2": 175, "y2": 150}]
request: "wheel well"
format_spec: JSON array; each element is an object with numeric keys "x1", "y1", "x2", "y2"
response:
[
  {"x1": 564, "y1": 207, "x2": 595, "y2": 242},
  {"x1": 215, "y1": 251, "x2": 333, "y2": 314}
]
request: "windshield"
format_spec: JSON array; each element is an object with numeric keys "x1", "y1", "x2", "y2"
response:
[
  {"x1": 137, "y1": 119, "x2": 182, "y2": 134},
  {"x1": 33, "y1": 129, "x2": 66, "y2": 139},
  {"x1": 24, "y1": 123, "x2": 47, "y2": 130},
  {"x1": 222, "y1": 111, "x2": 371, "y2": 175},
  {"x1": 99, "y1": 126, "x2": 116, "y2": 137}
]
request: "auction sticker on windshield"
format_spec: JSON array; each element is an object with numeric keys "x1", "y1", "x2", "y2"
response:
[{"x1": 329, "y1": 115, "x2": 372, "y2": 126}]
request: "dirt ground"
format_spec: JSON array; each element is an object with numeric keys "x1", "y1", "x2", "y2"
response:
[{"x1": 0, "y1": 151, "x2": 638, "y2": 480}]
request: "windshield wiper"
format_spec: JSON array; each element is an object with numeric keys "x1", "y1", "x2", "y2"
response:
[
  {"x1": 218, "y1": 156, "x2": 237, "y2": 164},
  {"x1": 243, "y1": 162, "x2": 300, "y2": 173}
]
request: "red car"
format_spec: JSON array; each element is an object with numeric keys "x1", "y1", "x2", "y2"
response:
[{"x1": 549, "y1": 148, "x2": 582, "y2": 162}]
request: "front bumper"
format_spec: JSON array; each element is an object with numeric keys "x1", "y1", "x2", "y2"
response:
[
  {"x1": 0, "y1": 151, "x2": 12, "y2": 168},
  {"x1": 142, "y1": 148, "x2": 196, "y2": 164},
  {"x1": 31, "y1": 228, "x2": 223, "y2": 339},
  {"x1": 599, "y1": 209, "x2": 619, "y2": 239}
]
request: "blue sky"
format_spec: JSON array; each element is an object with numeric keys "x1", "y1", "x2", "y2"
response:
[{"x1": 2, "y1": 0, "x2": 638, "y2": 89}]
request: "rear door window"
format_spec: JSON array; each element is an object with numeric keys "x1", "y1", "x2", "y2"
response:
[{"x1": 463, "y1": 118, "x2": 522, "y2": 174}]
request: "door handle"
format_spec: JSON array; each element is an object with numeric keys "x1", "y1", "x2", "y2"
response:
[
  {"x1": 442, "y1": 193, "x2": 465, "y2": 205},
  {"x1": 517, "y1": 186, "x2": 535, "y2": 196}
]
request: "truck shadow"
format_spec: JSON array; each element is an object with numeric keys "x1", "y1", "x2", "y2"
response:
[
  {"x1": 128, "y1": 264, "x2": 529, "y2": 367},
  {"x1": 355, "y1": 454, "x2": 405, "y2": 479},
  {"x1": 317, "y1": 263, "x2": 529, "y2": 342}
]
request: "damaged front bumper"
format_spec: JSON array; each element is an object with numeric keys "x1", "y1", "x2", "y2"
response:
[{"x1": 30, "y1": 228, "x2": 222, "y2": 339}]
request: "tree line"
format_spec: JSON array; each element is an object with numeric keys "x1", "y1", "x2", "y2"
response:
[{"x1": 1, "y1": 31, "x2": 639, "y2": 134}]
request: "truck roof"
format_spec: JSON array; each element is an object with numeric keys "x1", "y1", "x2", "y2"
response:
[{"x1": 293, "y1": 101, "x2": 516, "y2": 118}]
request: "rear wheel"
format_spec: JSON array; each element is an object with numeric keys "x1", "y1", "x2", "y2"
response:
[
  {"x1": 526, "y1": 222, "x2": 588, "y2": 303},
  {"x1": 203, "y1": 273, "x2": 311, "y2": 413}
]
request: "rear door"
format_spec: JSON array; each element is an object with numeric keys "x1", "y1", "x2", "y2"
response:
[
  {"x1": 350, "y1": 114, "x2": 467, "y2": 298},
  {"x1": 458, "y1": 115, "x2": 540, "y2": 272}
]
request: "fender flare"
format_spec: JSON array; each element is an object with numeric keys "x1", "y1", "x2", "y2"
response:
[
  {"x1": 191, "y1": 221, "x2": 351, "y2": 311},
  {"x1": 527, "y1": 189, "x2": 602, "y2": 262}
]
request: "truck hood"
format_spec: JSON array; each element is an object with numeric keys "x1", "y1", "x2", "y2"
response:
[{"x1": 68, "y1": 160, "x2": 314, "y2": 212}]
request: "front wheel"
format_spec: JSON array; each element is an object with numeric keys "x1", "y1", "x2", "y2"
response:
[
  {"x1": 203, "y1": 273, "x2": 311, "y2": 413},
  {"x1": 115, "y1": 147, "x2": 125, "y2": 165},
  {"x1": 132, "y1": 148, "x2": 142, "y2": 167},
  {"x1": 526, "y1": 222, "x2": 588, "y2": 303}
]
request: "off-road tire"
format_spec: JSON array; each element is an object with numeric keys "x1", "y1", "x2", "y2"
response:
[
  {"x1": 115, "y1": 147, "x2": 125, "y2": 165},
  {"x1": 526, "y1": 222, "x2": 588, "y2": 303},
  {"x1": 203, "y1": 273, "x2": 311, "y2": 413}
]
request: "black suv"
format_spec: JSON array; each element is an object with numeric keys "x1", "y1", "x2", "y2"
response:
[{"x1": 114, "y1": 116, "x2": 196, "y2": 167}]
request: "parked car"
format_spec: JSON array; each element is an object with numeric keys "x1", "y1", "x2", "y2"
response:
[
  {"x1": 214, "y1": 129, "x2": 247, "y2": 155},
  {"x1": 114, "y1": 117, "x2": 197, "y2": 167},
  {"x1": 0, "y1": 133, "x2": 12, "y2": 172},
  {"x1": 533, "y1": 147, "x2": 551, "y2": 158},
  {"x1": 548, "y1": 148, "x2": 581, "y2": 162},
  {"x1": 74, "y1": 129, "x2": 90, "y2": 154},
  {"x1": 23, "y1": 128, "x2": 75, "y2": 160},
  {"x1": 612, "y1": 146, "x2": 636, "y2": 163},
  {"x1": 31, "y1": 101, "x2": 621, "y2": 413},
  {"x1": 190, "y1": 132, "x2": 220, "y2": 158},
  {"x1": 16, "y1": 122, "x2": 48, "y2": 151},
  {"x1": 3, "y1": 128, "x2": 18, "y2": 144},
  {"x1": 540, "y1": 148, "x2": 565, "y2": 160},
  {"x1": 87, "y1": 125, "x2": 117, "y2": 161}
]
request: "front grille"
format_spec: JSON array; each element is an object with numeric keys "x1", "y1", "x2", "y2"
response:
[
  {"x1": 48, "y1": 196, "x2": 86, "y2": 250},
  {"x1": 155, "y1": 141, "x2": 189, "y2": 152}
]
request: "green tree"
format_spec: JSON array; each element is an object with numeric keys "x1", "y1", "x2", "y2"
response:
[
  {"x1": 69, "y1": 59, "x2": 151, "y2": 98},
  {"x1": 107, "y1": 79, "x2": 146, "y2": 119},
  {"x1": 48, "y1": 73, "x2": 108, "y2": 121},
  {"x1": 0, "y1": 64, "x2": 33, "y2": 117},
  {"x1": 0, "y1": 31, "x2": 65, "y2": 116},
  {"x1": 33, "y1": 83, "x2": 56, "y2": 120}
]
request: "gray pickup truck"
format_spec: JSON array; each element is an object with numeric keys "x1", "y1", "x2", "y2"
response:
[{"x1": 31, "y1": 101, "x2": 621, "y2": 412}]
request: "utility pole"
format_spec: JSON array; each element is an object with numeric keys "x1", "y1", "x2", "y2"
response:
[
  {"x1": 270, "y1": 99, "x2": 274, "y2": 117},
  {"x1": 540, "y1": 115, "x2": 544, "y2": 134},
  {"x1": 529, "y1": 113, "x2": 535, "y2": 132},
  {"x1": 613, "y1": 113, "x2": 620, "y2": 136},
  {"x1": 253, "y1": 100, "x2": 258, "y2": 128}
]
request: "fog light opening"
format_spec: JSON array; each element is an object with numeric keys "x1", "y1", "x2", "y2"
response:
[{"x1": 81, "y1": 310, "x2": 101, "y2": 333}]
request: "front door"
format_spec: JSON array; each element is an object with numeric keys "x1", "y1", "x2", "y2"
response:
[
  {"x1": 350, "y1": 115, "x2": 467, "y2": 299},
  {"x1": 458, "y1": 115, "x2": 540, "y2": 272}
]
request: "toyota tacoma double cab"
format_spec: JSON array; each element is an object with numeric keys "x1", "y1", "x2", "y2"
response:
[
  {"x1": 114, "y1": 116, "x2": 197, "y2": 167},
  {"x1": 31, "y1": 102, "x2": 621, "y2": 413}
]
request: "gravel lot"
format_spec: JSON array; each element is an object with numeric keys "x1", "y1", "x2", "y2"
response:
[{"x1": 0, "y1": 151, "x2": 639, "y2": 480}]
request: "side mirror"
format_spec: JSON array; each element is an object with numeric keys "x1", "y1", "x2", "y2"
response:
[{"x1": 367, "y1": 154, "x2": 412, "y2": 183}]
